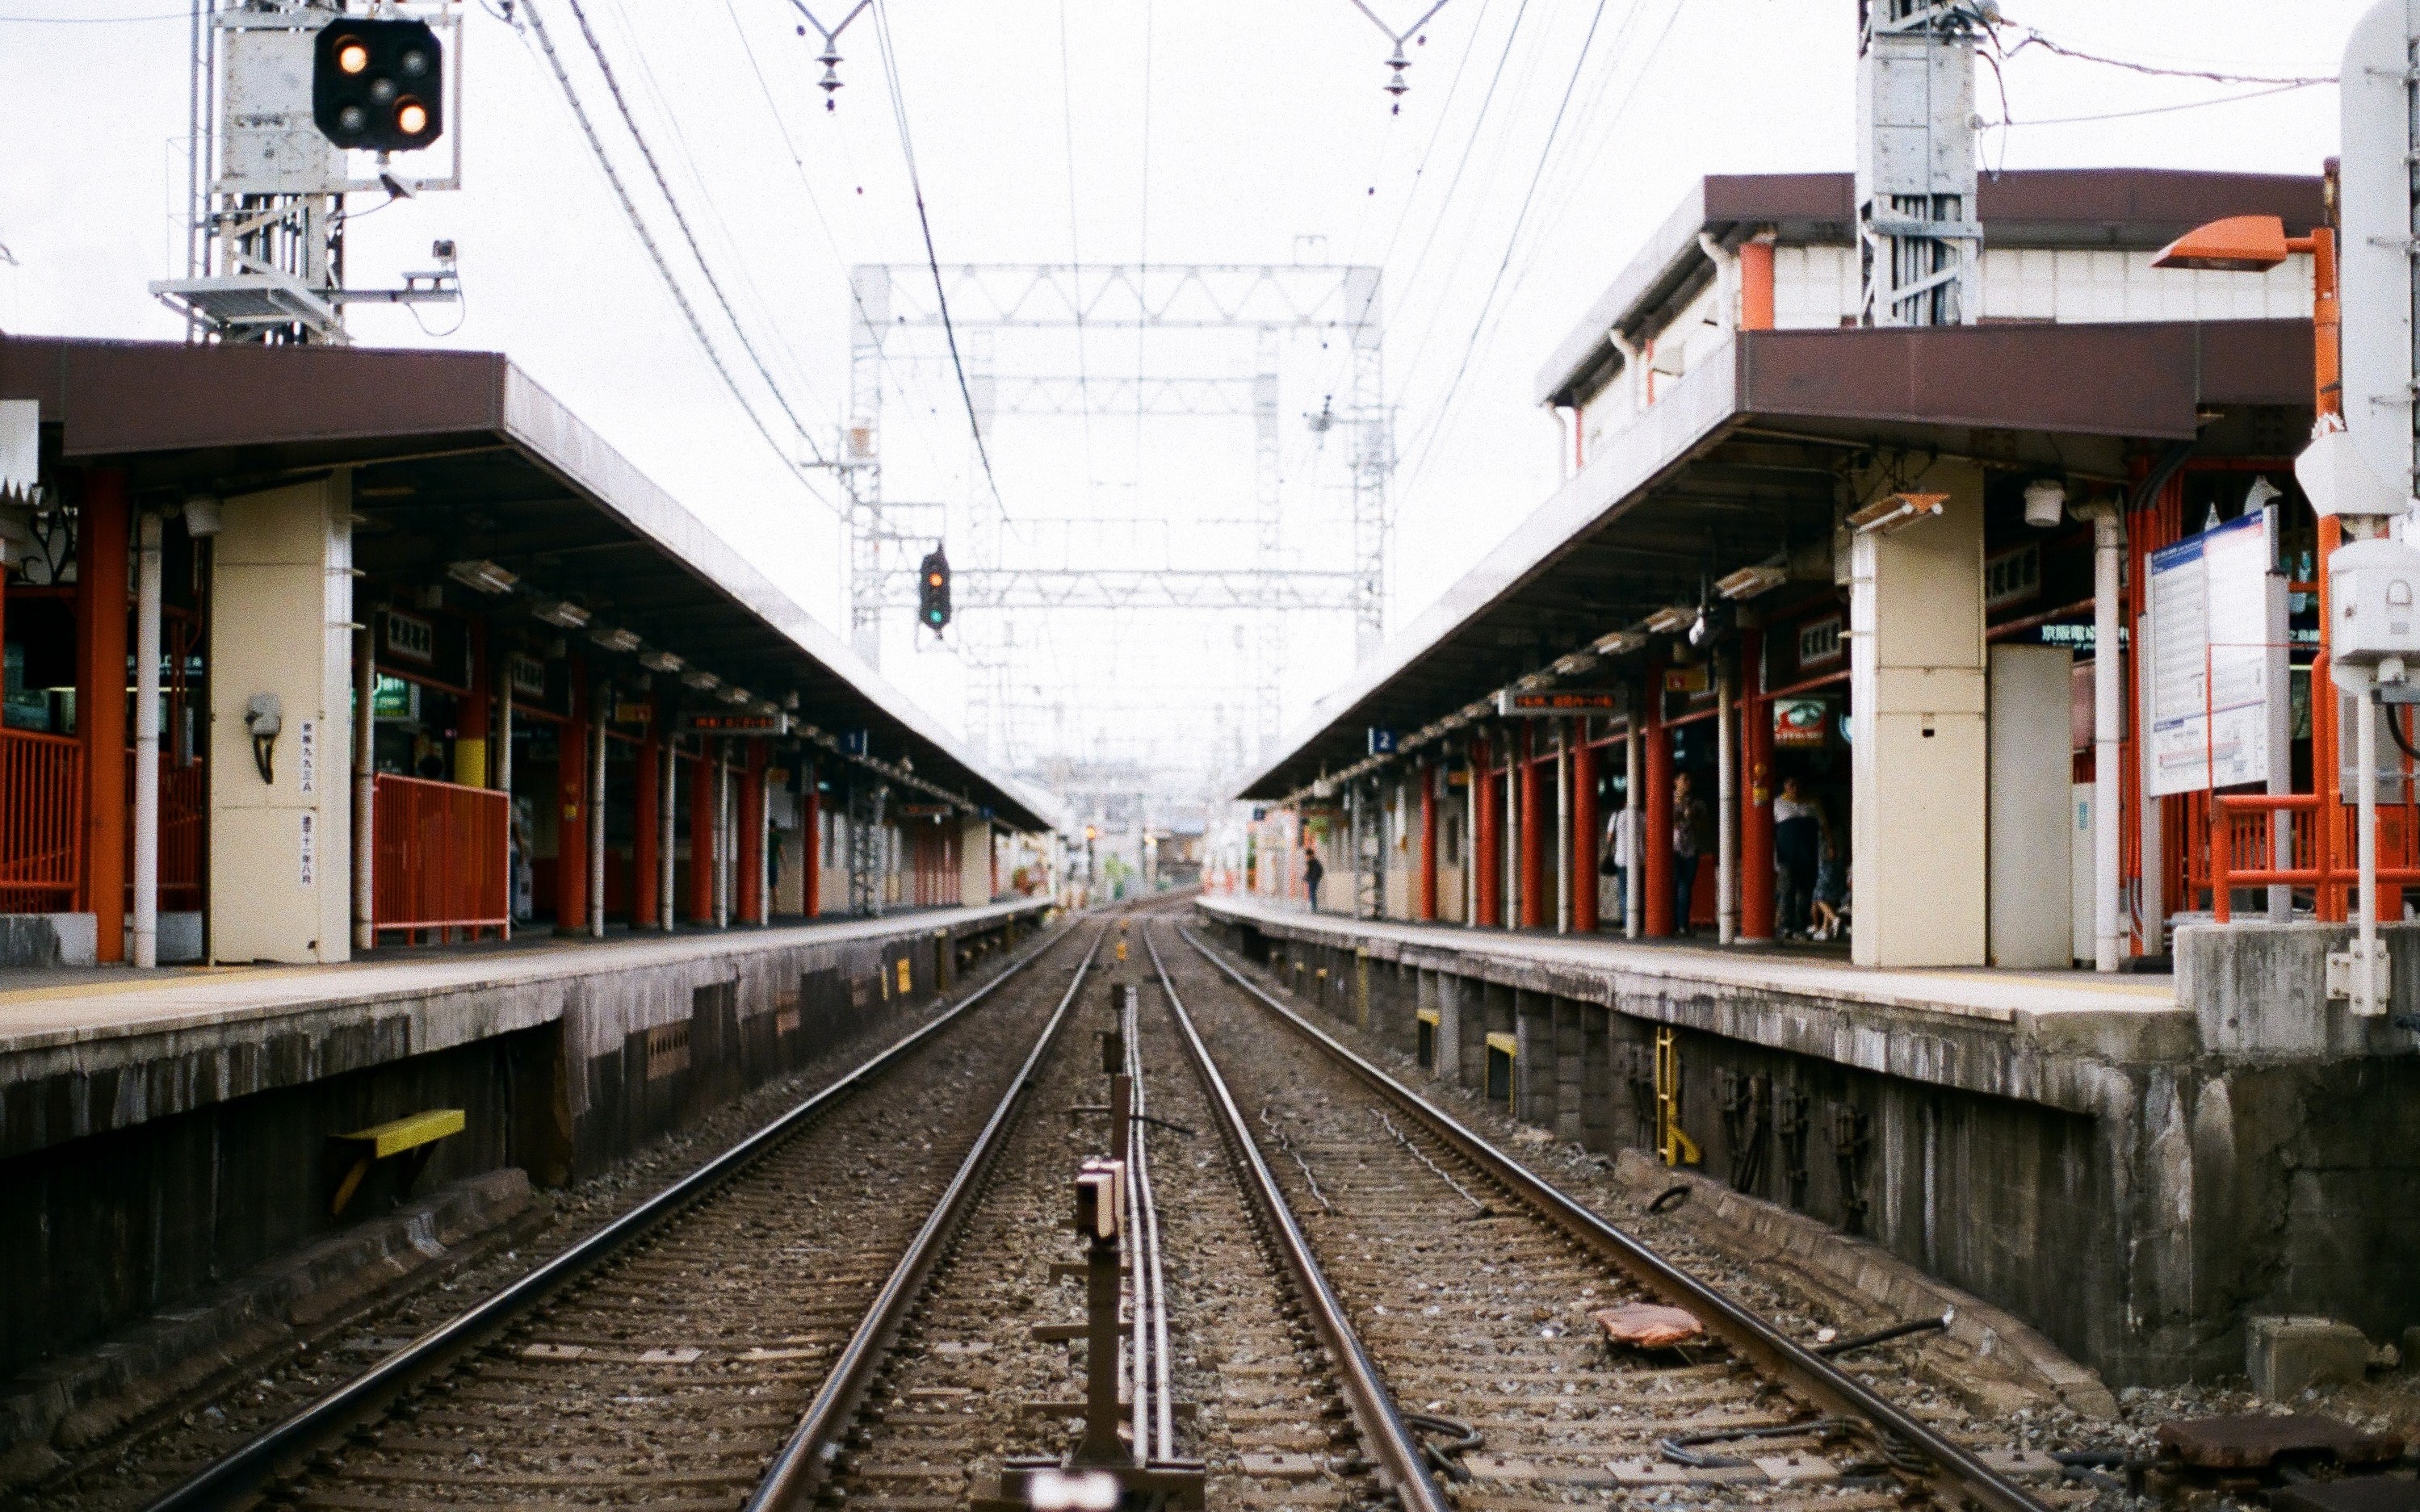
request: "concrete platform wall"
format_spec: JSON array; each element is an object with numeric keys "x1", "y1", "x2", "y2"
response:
[
  {"x1": 1207, "y1": 907, "x2": 2420, "y2": 1387},
  {"x1": 0, "y1": 907, "x2": 1046, "y2": 1380}
]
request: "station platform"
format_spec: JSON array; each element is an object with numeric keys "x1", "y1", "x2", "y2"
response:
[
  {"x1": 1194, "y1": 894, "x2": 2420, "y2": 1388},
  {"x1": 1, "y1": 898, "x2": 1054, "y2": 1388}
]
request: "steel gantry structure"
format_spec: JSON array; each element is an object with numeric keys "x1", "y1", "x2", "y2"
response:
[{"x1": 840, "y1": 262, "x2": 1390, "y2": 768}]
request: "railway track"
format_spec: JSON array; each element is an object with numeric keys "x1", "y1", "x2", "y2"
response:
[
  {"x1": 1155, "y1": 921, "x2": 2059, "y2": 1512},
  {"x1": 137, "y1": 914, "x2": 1111, "y2": 1512}
]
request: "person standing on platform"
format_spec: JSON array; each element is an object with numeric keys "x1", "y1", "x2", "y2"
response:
[
  {"x1": 1772, "y1": 775, "x2": 1822, "y2": 938},
  {"x1": 1671, "y1": 771, "x2": 1709, "y2": 937},
  {"x1": 1603, "y1": 799, "x2": 1635, "y2": 925},
  {"x1": 1304, "y1": 846, "x2": 1325, "y2": 913}
]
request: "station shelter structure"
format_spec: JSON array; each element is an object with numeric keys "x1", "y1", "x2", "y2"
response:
[
  {"x1": 0, "y1": 333, "x2": 1060, "y2": 968},
  {"x1": 1223, "y1": 169, "x2": 2359, "y2": 971}
]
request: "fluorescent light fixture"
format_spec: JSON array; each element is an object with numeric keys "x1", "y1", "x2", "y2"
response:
[
  {"x1": 782, "y1": 690, "x2": 802, "y2": 710},
  {"x1": 181, "y1": 495, "x2": 224, "y2": 538},
  {"x1": 1848, "y1": 491, "x2": 1947, "y2": 536},
  {"x1": 589, "y1": 626, "x2": 641, "y2": 653},
  {"x1": 682, "y1": 669, "x2": 720, "y2": 691},
  {"x1": 1594, "y1": 630, "x2": 1647, "y2": 656},
  {"x1": 753, "y1": 699, "x2": 780, "y2": 717},
  {"x1": 446, "y1": 558, "x2": 515, "y2": 595},
  {"x1": 1644, "y1": 605, "x2": 1696, "y2": 635},
  {"x1": 1715, "y1": 563, "x2": 1787, "y2": 601},
  {"x1": 721, "y1": 686, "x2": 753, "y2": 706},
  {"x1": 639, "y1": 649, "x2": 684, "y2": 674},
  {"x1": 530, "y1": 597, "x2": 590, "y2": 630},
  {"x1": 1553, "y1": 651, "x2": 1599, "y2": 677}
]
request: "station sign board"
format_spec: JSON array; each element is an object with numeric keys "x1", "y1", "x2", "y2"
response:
[
  {"x1": 2146, "y1": 509, "x2": 2274, "y2": 796},
  {"x1": 1497, "y1": 686, "x2": 1626, "y2": 716},
  {"x1": 680, "y1": 710, "x2": 790, "y2": 736},
  {"x1": 900, "y1": 802, "x2": 953, "y2": 819}
]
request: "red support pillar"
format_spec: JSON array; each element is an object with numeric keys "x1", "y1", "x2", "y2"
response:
[
  {"x1": 686, "y1": 742, "x2": 715, "y2": 923},
  {"x1": 634, "y1": 717, "x2": 661, "y2": 929},
  {"x1": 1474, "y1": 735, "x2": 1501, "y2": 928},
  {"x1": 1572, "y1": 731, "x2": 1600, "y2": 932},
  {"x1": 1518, "y1": 727, "x2": 1546, "y2": 929},
  {"x1": 738, "y1": 739, "x2": 766, "y2": 924},
  {"x1": 803, "y1": 766, "x2": 822, "y2": 916},
  {"x1": 77, "y1": 471, "x2": 129, "y2": 962},
  {"x1": 1644, "y1": 658, "x2": 1676, "y2": 937},
  {"x1": 554, "y1": 660, "x2": 588, "y2": 934},
  {"x1": 1739, "y1": 628, "x2": 1776, "y2": 940},
  {"x1": 1417, "y1": 763, "x2": 1439, "y2": 921}
]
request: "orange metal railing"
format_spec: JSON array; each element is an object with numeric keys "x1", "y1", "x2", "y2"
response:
[
  {"x1": 371, "y1": 773, "x2": 509, "y2": 941},
  {"x1": 0, "y1": 728, "x2": 85, "y2": 912},
  {"x1": 123, "y1": 752, "x2": 205, "y2": 914}
]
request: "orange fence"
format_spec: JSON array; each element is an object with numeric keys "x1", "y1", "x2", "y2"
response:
[
  {"x1": 2212, "y1": 793, "x2": 2420, "y2": 922},
  {"x1": 123, "y1": 752, "x2": 205, "y2": 914},
  {"x1": 371, "y1": 773, "x2": 509, "y2": 941},
  {"x1": 0, "y1": 728, "x2": 85, "y2": 911}
]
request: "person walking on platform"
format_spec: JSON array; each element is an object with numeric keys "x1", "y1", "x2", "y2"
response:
[
  {"x1": 1772, "y1": 776, "x2": 1822, "y2": 938},
  {"x1": 1304, "y1": 846, "x2": 1325, "y2": 913},
  {"x1": 1671, "y1": 771, "x2": 1709, "y2": 937},
  {"x1": 1602, "y1": 800, "x2": 1636, "y2": 925}
]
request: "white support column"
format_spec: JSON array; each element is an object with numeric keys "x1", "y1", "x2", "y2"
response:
[
  {"x1": 132, "y1": 511, "x2": 163, "y2": 969},
  {"x1": 1555, "y1": 722, "x2": 1571, "y2": 933},
  {"x1": 1717, "y1": 660, "x2": 1738, "y2": 945},
  {"x1": 1463, "y1": 745, "x2": 1478, "y2": 927},
  {"x1": 716, "y1": 739, "x2": 732, "y2": 928},
  {"x1": 1503, "y1": 757, "x2": 1518, "y2": 929},
  {"x1": 589, "y1": 686, "x2": 606, "y2": 939},
  {"x1": 658, "y1": 733, "x2": 677, "y2": 931},
  {"x1": 2093, "y1": 505, "x2": 2123, "y2": 971}
]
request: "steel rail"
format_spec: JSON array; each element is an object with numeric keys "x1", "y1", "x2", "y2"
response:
[
  {"x1": 145, "y1": 915, "x2": 1080, "y2": 1512},
  {"x1": 744, "y1": 925, "x2": 1109, "y2": 1510},
  {"x1": 1178, "y1": 925, "x2": 2055, "y2": 1512},
  {"x1": 1141, "y1": 928, "x2": 1452, "y2": 1512}
]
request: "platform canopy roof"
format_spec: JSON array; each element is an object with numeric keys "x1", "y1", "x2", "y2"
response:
[
  {"x1": 1235, "y1": 313, "x2": 2315, "y2": 802},
  {"x1": 1, "y1": 333, "x2": 1065, "y2": 833}
]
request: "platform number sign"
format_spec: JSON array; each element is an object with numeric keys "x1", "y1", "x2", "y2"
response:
[{"x1": 1367, "y1": 727, "x2": 1397, "y2": 756}]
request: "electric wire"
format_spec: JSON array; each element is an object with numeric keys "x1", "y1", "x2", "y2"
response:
[
  {"x1": 1996, "y1": 22, "x2": 2334, "y2": 86},
  {"x1": 1995, "y1": 78, "x2": 2326, "y2": 128},
  {"x1": 1397, "y1": 0, "x2": 1615, "y2": 501},
  {"x1": 519, "y1": 0, "x2": 837, "y2": 515},
  {"x1": 869, "y1": 0, "x2": 1013, "y2": 527},
  {"x1": 556, "y1": 0, "x2": 831, "y2": 467}
]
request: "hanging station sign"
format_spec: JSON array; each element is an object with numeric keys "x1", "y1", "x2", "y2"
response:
[
  {"x1": 1495, "y1": 687, "x2": 1625, "y2": 716},
  {"x1": 680, "y1": 710, "x2": 790, "y2": 735}
]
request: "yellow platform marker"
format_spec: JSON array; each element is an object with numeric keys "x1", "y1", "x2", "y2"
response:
[
  {"x1": 331, "y1": 1108, "x2": 465, "y2": 1216},
  {"x1": 1655, "y1": 1027, "x2": 1701, "y2": 1167}
]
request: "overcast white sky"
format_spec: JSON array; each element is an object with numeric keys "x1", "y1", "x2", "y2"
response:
[{"x1": 0, "y1": 0, "x2": 2374, "y2": 787}]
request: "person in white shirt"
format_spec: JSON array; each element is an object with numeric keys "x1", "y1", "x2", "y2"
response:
[
  {"x1": 1772, "y1": 775, "x2": 1822, "y2": 938},
  {"x1": 1602, "y1": 800, "x2": 1636, "y2": 924}
]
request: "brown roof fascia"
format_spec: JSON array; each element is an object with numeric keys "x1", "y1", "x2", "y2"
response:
[{"x1": 0, "y1": 333, "x2": 506, "y2": 459}]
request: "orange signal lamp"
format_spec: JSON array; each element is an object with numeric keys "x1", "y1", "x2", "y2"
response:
[
  {"x1": 337, "y1": 40, "x2": 370, "y2": 73},
  {"x1": 396, "y1": 100, "x2": 429, "y2": 136},
  {"x1": 2151, "y1": 214, "x2": 2312, "y2": 273}
]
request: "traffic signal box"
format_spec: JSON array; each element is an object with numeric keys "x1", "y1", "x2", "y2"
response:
[
  {"x1": 314, "y1": 19, "x2": 445, "y2": 153},
  {"x1": 918, "y1": 547, "x2": 953, "y2": 633}
]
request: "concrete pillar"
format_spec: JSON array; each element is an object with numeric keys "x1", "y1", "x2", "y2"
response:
[
  {"x1": 455, "y1": 619, "x2": 489, "y2": 789},
  {"x1": 75, "y1": 469, "x2": 128, "y2": 963},
  {"x1": 1514, "y1": 991, "x2": 1552, "y2": 1123},
  {"x1": 1740, "y1": 625, "x2": 1776, "y2": 941},
  {"x1": 131, "y1": 509, "x2": 163, "y2": 969},
  {"x1": 715, "y1": 740, "x2": 732, "y2": 928},
  {"x1": 1625, "y1": 718, "x2": 1643, "y2": 937},
  {"x1": 634, "y1": 718, "x2": 661, "y2": 928},
  {"x1": 1554, "y1": 725, "x2": 1571, "y2": 932},
  {"x1": 1849, "y1": 458, "x2": 1987, "y2": 967},
  {"x1": 205, "y1": 476, "x2": 353, "y2": 963},
  {"x1": 555, "y1": 660, "x2": 588, "y2": 936},
  {"x1": 959, "y1": 815, "x2": 989, "y2": 905},
  {"x1": 1581, "y1": 1005, "x2": 1614, "y2": 1151},
  {"x1": 1717, "y1": 659, "x2": 1738, "y2": 944},
  {"x1": 350, "y1": 625, "x2": 375, "y2": 953},
  {"x1": 1554, "y1": 999, "x2": 1585, "y2": 1144}
]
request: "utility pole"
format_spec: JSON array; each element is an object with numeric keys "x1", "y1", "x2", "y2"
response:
[{"x1": 1856, "y1": 0, "x2": 1983, "y2": 328}]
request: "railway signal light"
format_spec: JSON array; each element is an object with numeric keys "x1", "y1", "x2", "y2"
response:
[
  {"x1": 917, "y1": 547, "x2": 952, "y2": 633},
  {"x1": 314, "y1": 19, "x2": 444, "y2": 153}
]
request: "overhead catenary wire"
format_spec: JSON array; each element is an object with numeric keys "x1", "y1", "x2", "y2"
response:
[
  {"x1": 869, "y1": 0, "x2": 1013, "y2": 527},
  {"x1": 556, "y1": 0, "x2": 831, "y2": 467},
  {"x1": 519, "y1": 0, "x2": 838, "y2": 515},
  {"x1": 1396, "y1": 0, "x2": 1617, "y2": 502}
]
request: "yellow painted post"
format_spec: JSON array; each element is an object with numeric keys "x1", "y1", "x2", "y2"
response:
[{"x1": 1655, "y1": 1026, "x2": 1701, "y2": 1167}]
